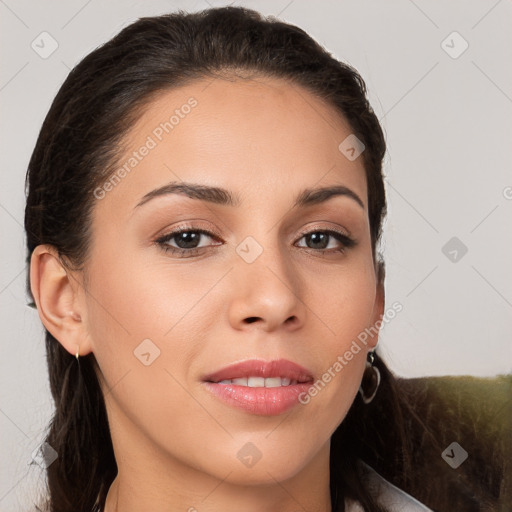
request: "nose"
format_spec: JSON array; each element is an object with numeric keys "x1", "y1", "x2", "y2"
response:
[{"x1": 227, "y1": 244, "x2": 306, "y2": 333}]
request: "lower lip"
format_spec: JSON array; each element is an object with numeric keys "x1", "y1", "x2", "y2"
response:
[{"x1": 203, "y1": 382, "x2": 312, "y2": 416}]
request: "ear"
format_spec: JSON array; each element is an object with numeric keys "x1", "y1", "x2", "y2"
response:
[
  {"x1": 368, "y1": 259, "x2": 386, "y2": 350},
  {"x1": 30, "y1": 244, "x2": 92, "y2": 357}
]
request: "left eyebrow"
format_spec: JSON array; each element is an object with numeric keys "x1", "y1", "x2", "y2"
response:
[
  {"x1": 134, "y1": 181, "x2": 365, "y2": 210},
  {"x1": 293, "y1": 185, "x2": 365, "y2": 209}
]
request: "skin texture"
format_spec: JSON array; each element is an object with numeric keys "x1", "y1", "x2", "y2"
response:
[{"x1": 30, "y1": 75, "x2": 384, "y2": 512}]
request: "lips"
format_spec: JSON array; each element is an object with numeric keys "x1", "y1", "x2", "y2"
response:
[
  {"x1": 202, "y1": 359, "x2": 314, "y2": 385},
  {"x1": 202, "y1": 359, "x2": 315, "y2": 416}
]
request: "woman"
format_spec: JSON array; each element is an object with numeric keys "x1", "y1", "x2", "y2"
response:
[{"x1": 24, "y1": 6, "x2": 503, "y2": 511}]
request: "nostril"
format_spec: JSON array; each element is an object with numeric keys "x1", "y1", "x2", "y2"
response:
[{"x1": 244, "y1": 317, "x2": 259, "y2": 324}]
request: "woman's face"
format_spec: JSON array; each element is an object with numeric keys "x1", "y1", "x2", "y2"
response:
[{"x1": 78, "y1": 75, "x2": 383, "y2": 487}]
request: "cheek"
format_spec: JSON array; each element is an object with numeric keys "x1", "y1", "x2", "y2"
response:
[
  {"x1": 86, "y1": 240, "x2": 215, "y2": 333},
  {"x1": 83, "y1": 251, "x2": 220, "y2": 461},
  {"x1": 310, "y1": 257, "x2": 377, "y2": 350},
  {"x1": 83, "y1": 247, "x2": 209, "y2": 391},
  {"x1": 298, "y1": 258, "x2": 376, "y2": 423}
]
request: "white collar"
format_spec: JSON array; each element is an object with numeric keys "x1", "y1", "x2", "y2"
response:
[{"x1": 344, "y1": 461, "x2": 433, "y2": 511}]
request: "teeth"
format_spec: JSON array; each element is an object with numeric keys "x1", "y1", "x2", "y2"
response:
[
  {"x1": 216, "y1": 377, "x2": 296, "y2": 387},
  {"x1": 247, "y1": 376, "x2": 265, "y2": 387},
  {"x1": 264, "y1": 377, "x2": 282, "y2": 388}
]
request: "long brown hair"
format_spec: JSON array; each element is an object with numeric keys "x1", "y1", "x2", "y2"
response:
[{"x1": 24, "y1": 7, "x2": 504, "y2": 511}]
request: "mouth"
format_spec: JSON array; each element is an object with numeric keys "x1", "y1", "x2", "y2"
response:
[
  {"x1": 202, "y1": 359, "x2": 314, "y2": 416},
  {"x1": 203, "y1": 358, "x2": 314, "y2": 385},
  {"x1": 214, "y1": 376, "x2": 304, "y2": 387}
]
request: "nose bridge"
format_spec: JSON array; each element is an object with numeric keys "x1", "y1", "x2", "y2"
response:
[
  {"x1": 228, "y1": 229, "x2": 305, "y2": 330},
  {"x1": 235, "y1": 230, "x2": 295, "y2": 289}
]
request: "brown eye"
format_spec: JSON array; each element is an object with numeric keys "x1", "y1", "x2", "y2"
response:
[
  {"x1": 169, "y1": 231, "x2": 205, "y2": 249},
  {"x1": 156, "y1": 228, "x2": 222, "y2": 257}
]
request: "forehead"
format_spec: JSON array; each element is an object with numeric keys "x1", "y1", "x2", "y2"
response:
[{"x1": 95, "y1": 75, "x2": 368, "y2": 217}]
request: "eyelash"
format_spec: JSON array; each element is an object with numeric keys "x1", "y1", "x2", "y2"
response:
[{"x1": 155, "y1": 225, "x2": 356, "y2": 258}]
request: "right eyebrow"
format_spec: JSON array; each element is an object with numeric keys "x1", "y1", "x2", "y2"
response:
[
  {"x1": 293, "y1": 185, "x2": 365, "y2": 209},
  {"x1": 135, "y1": 182, "x2": 241, "y2": 209}
]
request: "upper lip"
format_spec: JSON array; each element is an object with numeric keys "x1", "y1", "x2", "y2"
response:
[{"x1": 203, "y1": 359, "x2": 314, "y2": 383}]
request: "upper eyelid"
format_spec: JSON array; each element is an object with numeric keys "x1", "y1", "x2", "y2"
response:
[{"x1": 156, "y1": 223, "x2": 220, "y2": 239}]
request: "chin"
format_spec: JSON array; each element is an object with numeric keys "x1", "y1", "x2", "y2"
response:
[{"x1": 199, "y1": 439, "x2": 321, "y2": 486}]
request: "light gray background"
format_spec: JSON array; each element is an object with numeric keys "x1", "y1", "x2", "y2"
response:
[{"x1": 1, "y1": 0, "x2": 511, "y2": 509}]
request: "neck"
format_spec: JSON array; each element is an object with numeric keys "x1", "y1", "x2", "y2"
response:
[{"x1": 103, "y1": 433, "x2": 332, "y2": 512}]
